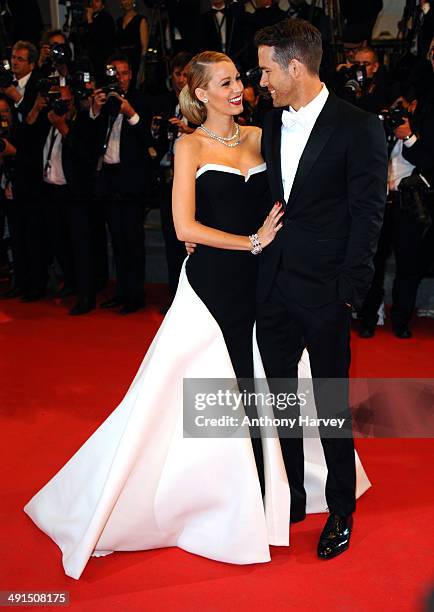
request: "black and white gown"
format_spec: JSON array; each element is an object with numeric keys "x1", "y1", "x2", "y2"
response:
[{"x1": 24, "y1": 163, "x2": 370, "y2": 579}]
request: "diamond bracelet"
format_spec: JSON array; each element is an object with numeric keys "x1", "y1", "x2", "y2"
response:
[{"x1": 249, "y1": 233, "x2": 262, "y2": 255}]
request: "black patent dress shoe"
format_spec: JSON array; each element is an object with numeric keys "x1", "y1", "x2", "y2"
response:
[
  {"x1": 393, "y1": 325, "x2": 412, "y2": 339},
  {"x1": 100, "y1": 297, "x2": 123, "y2": 309},
  {"x1": 358, "y1": 325, "x2": 375, "y2": 338},
  {"x1": 69, "y1": 298, "x2": 96, "y2": 316},
  {"x1": 317, "y1": 513, "x2": 353, "y2": 560},
  {"x1": 119, "y1": 299, "x2": 145, "y2": 315}
]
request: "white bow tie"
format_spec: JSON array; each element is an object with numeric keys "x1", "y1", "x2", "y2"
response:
[{"x1": 281, "y1": 109, "x2": 305, "y2": 130}]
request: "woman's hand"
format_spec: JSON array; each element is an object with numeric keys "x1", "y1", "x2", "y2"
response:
[{"x1": 257, "y1": 202, "x2": 284, "y2": 249}]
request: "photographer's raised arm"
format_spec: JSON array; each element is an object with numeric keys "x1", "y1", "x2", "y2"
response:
[{"x1": 172, "y1": 136, "x2": 282, "y2": 250}]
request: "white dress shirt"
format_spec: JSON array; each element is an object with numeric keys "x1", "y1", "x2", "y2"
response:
[
  {"x1": 388, "y1": 138, "x2": 416, "y2": 192},
  {"x1": 14, "y1": 71, "x2": 31, "y2": 108},
  {"x1": 89, "y1": 107, "x2": 140, "y2": 165},
  {"x1": 43, "y1": 126, "x2": 67, "y2": 186},
  {"x1": 280, "y1": 84, "x2": 329, "y2": 203}
]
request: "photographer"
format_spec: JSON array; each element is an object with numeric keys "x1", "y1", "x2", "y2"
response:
[
  {"x1": 92, "y1": 55, "x2": 151, "y2": 314},
  {"x1": 26, "y1": 84, "x2": 98, "y2": 314},
  {"x1": 149, "y1": 51, "x2": 194, "y2": 311},
  {"x1": 0, "y1": 41, "x2": 39, "y2": 124},
  {"x1": 333, "y1": 46, "x2": 389, "y2": 114},
  {"x1": 38, "y1": 30, "x2": 72, "y2": 78},
  {"x1": 389, "y1": 85, "x2": 434, "y2": 337}
]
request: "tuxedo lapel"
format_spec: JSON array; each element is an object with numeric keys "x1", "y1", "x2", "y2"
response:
[{"x1": 286, "y1": 95, "x2": 338, "y2": 209}]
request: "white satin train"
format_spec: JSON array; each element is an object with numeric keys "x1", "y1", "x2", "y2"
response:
[{"x1": 24, "y1": 262, "x2": 371, "y2": 579}]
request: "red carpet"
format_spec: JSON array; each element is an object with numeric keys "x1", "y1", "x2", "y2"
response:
[{"x1": 1, "y1": 290, "x2": 433, "y2": 611}]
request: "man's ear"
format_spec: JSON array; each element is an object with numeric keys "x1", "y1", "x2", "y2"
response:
[{"x1": 408, "y1": 99, "x2": 418, "y2": 113}]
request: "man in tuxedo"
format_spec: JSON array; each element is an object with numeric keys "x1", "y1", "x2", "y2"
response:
[
  {"x1": 92, "y1": 55, "x2": 151, "y2": 314},
  {"x1": 255, "y1": 19, "x2": 387, "y2": 559},
  {"x1": 1, "y1": 40, "x2": 39, "y2": 124},
  {"x1": 199, "y1": 1, "x2": 246, "y2": 65}
]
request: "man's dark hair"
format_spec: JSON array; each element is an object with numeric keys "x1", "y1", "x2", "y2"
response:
[
  {"x1": 387, "y1": 82, "x2": 418, "y2": 106},
  {"x1": 255, "y1": 18, "x2": 323, "y2": 75},
  {"x1": 107, "y1": 54, "x2": 131, "y2": 70},
  {"x1": 354, "y1": 45, "x2": 379, "y2": 63},
  {"x1": 41, "y1": 29, "x2": 68, "y2": 46},
  {"x1": 171, "y1": 51, "x2": 193, "y2": 73},
  {"x1": 12, "y1": 40, "x2": 39, "y2": 65},
  {"x1": 0, "y1": 93, "x2": 14, "y2": 111}
]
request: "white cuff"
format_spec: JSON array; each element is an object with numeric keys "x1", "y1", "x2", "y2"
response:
[
  {"x1": 127, "y1": 113, "x2": 140, "y2": 126},
  {"x1": 403, "y1": 134, "x2": 417, "y2": 147}
]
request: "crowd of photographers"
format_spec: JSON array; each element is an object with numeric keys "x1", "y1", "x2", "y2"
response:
[{"x1": 0, "y1": 0, "x2": 433, "y2": 339}]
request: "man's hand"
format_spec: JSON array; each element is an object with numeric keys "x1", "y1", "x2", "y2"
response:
[
  {"x1": 0, "y1": 139, "x2": 17, "y2": 157},
  {"x1": 168, "y1": 117, "x2": 194, "y2": 135},
  {"x1": 336, "y1": 62, "x2": 352, "y2": 72},
  {"x1": 86, "y1": 6, "x2": 94, "y2": 23},
  {"x1": 394, "y1": 117, "x2": 413, "y2": 140},
  {"x1": 119, "y1": 95, "x2": 137, "y2": 119},
  {"x1": 48, "y1": 110, "x2": 69, "y2": 136},
  {"x1": 91, "y1": 88, "x2": 107, "y2": 116},
  {"x1": 185, "y1": 241, "x2": 197, "y2": 255},
  {"x1": 0, "y1": 84, "x2": 22, "y2": 104},
  {"x1": 38, "y1": 44, "x2": 51, "y2": 66}
]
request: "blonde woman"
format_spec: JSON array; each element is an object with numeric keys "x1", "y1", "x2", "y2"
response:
[{"x1": 24, "y1": 52, "x2": 371, "y2": 578}]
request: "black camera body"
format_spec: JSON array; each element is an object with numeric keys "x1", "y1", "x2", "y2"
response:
[
  {"x1": 99, "y1": 64, "x2": 123, "y2": 115},
  {"x1": 151, "y1": 114, "x2": 178, "y2": 142},
  {"x1": 378, "y1": 103, "x2": 410, "y2": 134},
  {"x1": 340, "y1": 63, "x2": 368, "y2": 96},
  {"x1": 0, "y1": 59, "x2": 14, "y2": 89}
]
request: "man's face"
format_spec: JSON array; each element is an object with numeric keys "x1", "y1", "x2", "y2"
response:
[
  {"x1": 49, "y1": 34, "x2": 67, "y2": 47},
  {"x1": 113, "y1": 60, "x2": 132, "y2": 93},
  {"x1": 92, "y1": 0, "x2": 104, "y2": 10},
  {"x1": 171, "y1": 65, "x2": 188, "y2": 96},
  {"x1": 259, "y1": 45, "x2": 295, "y2": 108},
  {"x1": 354, "y1": 50, "x2": 379, "y2": 79},
  {"x1": 428, "y1": 37, "x2": 434, "y2": 70},
  {"x1": 343, "y1": 42, "x2": 364, "y2": 63},
  {"x1": 0, "y1": 100, "x2": 12, "y2": 124},
  {"x1": 11, "y1": 48, "x2": 34, "y2": 79},
  {"x1": 390, "y1": 95, "x2": 417, "y2": 115}
]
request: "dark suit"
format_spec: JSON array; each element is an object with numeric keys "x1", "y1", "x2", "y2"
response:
[
  {"x1": 257, "y1": 92, "x2": 387, "y2": 517},
  {"x1": 94, "y1": 90, "x2": 152, "y2": 306},
  {"x1": 14, "y1": 69, "x2": 40, "y2": 124},
  {"x1": 38, "y1": 111, "x2": 98, "y2": 301},
  {"x1": 199, "y1": 8, "x2": 245, "y2": 63}
]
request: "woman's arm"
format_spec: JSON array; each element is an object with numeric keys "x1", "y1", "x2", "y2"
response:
[
  {"x1": 172, "y1": 136, "x2": 282, "y2": 250},
  {"x1": 139, "y1": 17, "x2": 149, "y2": 56}
]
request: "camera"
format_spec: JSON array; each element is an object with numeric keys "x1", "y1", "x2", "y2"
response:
[
  {"x1": 340, "y1": 63, "x2": 368, "y2": 96},
  {"x1": 0, "y1": 59, "x2": 14, "y2": 89},
  {"x1": 378, "y1": 102, "x2": 410, "y2": 134},
  {"x1": 99, "y1": 64, "x2": 123, "y2": 115},
  {"x1": 151, "y1": 114, "x2": 179, "y2": 142},
  {"x1": 50, "y1": 43, "x2": 72, "y2": 66},
  {"x1": 36, "y1": 75, "x2": 70, "y2": 115},
  {"x1": 68, "y1": 70, "x2": 92, "y2": 101}
]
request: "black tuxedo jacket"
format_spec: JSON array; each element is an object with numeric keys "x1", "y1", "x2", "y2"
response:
[
  {"x1": 199, "y1": 9, "x2": 245, "y2": 60},
  {"x1": 26, "y1": 110, "x2": 99, "y2": 198},
  {"x1": 15, "y1": 69, "x2": 40, "y2": 124},
  {"x1": 95, "y1": 89, "x2": 152, "y2": 196},
  {"x1": 259, "y1": 93, "x2": 388, "y2": 309}
]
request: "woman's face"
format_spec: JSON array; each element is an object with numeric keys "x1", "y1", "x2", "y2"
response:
[
  {"x1": 196, "y1": 61, "x2": 244, "y2": 119},
  {"x1": 120, "y1": 0, "x2": 135, "y2": 11}
]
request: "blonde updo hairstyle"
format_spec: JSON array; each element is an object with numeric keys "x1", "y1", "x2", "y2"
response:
[{"x1": 179, "y1": 51, "x2": 232, "y2": 125}]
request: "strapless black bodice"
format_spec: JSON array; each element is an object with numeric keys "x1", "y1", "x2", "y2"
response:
[{"x1": 186, "y1": 164, "x2": 270, "y2": 379}]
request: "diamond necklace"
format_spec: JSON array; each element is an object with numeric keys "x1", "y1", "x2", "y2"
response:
[{"x1": 198, "y1": 122, "x2": 241, "y2": 147}]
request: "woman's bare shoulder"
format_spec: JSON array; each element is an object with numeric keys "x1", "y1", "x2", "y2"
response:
[{"x1": 240, "y1": 125, "x2": 263, "y2": 153}]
